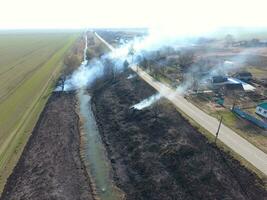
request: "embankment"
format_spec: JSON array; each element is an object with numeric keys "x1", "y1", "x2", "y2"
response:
[{"x1": 1, "y1": 92, "x2": 94, "y2": 200}]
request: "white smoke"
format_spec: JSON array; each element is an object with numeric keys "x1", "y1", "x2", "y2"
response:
[
  {"x1": 61, "y1": 27, "x2": 261, "y2": 92},
  {"x1": 131, "y1": 93, "x2": 161, "y2": 110},
  {"x1": 175, "y1": 48, "x2": 253, "y2": 94},
  {"x1": 127, "y1": 74, "x2": 136, "y2": 79},
  {"x1": 63, "y1": 59, "x2": 105, "y2": 91},
  {"x1": 61, "y1": 30, "x2": 192, "y2": 91}
]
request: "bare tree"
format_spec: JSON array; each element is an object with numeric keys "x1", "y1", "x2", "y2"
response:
[
  {"x1": 128, "y1": 44, "x2": 135, "y2": 63},
  {"x1": 225, "y1": 34, "x2": 234, "y2": 47},
  {"x1": 178, "y1": 51, "x2": 194, "y2": 72},
  {"x1": 123, "y1": 60, "x2": 129, "y2": 71},
  {"x1": 140, "y1": 57, "x2": 149, "y2": 70},
  {"x1": 63, "y1": 54, "x2": 80, "y2": 75},
  {"x1": 103, "y1": 58, "x2": 116, "y2": 80}
]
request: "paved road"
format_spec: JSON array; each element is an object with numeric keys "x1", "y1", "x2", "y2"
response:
[
  {"x1": 94, "y1": 32, "x2": 115, "y2": 51},
  {"x1": 95, "y1": 32, "x2": 267, "y2": 176}
]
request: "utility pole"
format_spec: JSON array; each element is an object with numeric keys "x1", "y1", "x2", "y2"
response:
[
  {"x1": 215, "y1": 116, "x2": 223, "y2": 144},
  {"x1": 232, "y1": 98, "x2": 237, "y2": 111}
]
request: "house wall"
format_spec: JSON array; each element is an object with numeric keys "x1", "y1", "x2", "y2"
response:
[{"x1": 256, "y1": 106, "x2": 267, "y2": 118}]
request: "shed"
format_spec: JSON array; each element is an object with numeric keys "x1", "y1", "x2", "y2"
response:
[
  {"x1": 212, "y1": 76, "x2": 228, "y2": 84},
  {"x1": 224, "y1": 83, "x2": 244, "y2": 95},
  {"x1": 256, "y1": 102, "x2": 267, "y2": 118},
  {"x1": 234, "y1": 71, "x2": 252, "y2": 81},
  {"x1": 225, "y1": 83, "x2": 244, "y2": 91}
]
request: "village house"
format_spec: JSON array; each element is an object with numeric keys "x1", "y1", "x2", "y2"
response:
[{"x1": 256, "y1": 102, "x2": 267, "y2": 118}]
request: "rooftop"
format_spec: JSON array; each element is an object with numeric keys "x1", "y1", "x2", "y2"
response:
[
  {"x1": 258, "y1": 102, "x2": 267, "y2": 110},
  {"x1": 227, "y1": 78, "x2": 256, "y2": 91},
  {"x1": 236, "y1": 71, "x2": 252, "y2": 77},
  {"x1": 212, "y1": 76, "x2": 228, "y2": 83}
]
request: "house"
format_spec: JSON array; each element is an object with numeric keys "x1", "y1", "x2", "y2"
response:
[
  {"x1": 256, "y1": 102, "x2": 267, "y2": 118},
  {"x1": 234, "y1": 71, "x2": 252, "y2": 81},
  {"x1": 212, "y1": 76, "x2": 228, "y2": 90},
  {"x1": 228, "y1": 77, "x2": 255, "y2": 91},
  {"x1": 224, "y1": 83, "x2": 244, "y2": 95},
  {"x1": 212, "y1": 76, "x2": 228, "y2": 85}
]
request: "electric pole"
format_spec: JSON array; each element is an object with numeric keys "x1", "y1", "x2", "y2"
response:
[{"x1": 215, "y1": 116, "x2": 223, "y2": 144}]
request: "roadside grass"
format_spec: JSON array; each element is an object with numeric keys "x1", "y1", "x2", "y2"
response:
[
  {"x1": 0, "y1": 32, "x2": 79, "y2": 193},
  {"x1": 161, "y1": 100, "x2": 267, "y2": 189},
  {"x1": 210, "y1": 110, "x2": 237, "y2": 127},
  {"x1": 213, "y1": 111, "x2": 267, "y2": 153},
  {"x1": 186, "y1": 96, "x2": 267, "y2": 154}
]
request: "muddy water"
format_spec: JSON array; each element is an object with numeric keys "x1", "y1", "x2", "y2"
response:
[{"x1": 77, "y1": 35, "x2": 123, "y2": 200}]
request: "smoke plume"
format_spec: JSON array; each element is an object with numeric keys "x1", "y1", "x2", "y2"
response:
[
  {"x1": 131, "y1": 93, "x2": 161, "y2": 110},
  {"x1": 62, "y1": 27, "x2": 261, "y2": 92}
]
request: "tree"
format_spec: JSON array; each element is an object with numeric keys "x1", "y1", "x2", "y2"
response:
[
  {"x1": 103, "y1": 58, "x2": 116, "y2": 80},
  {"x1": 123, "y1": 60, "x2": 129, "y2": 71},
  {"x1": 58, "y1": 75, "x2": 66, "y2": 92},
  {"x1": 225, "y1": 34, "x2": 234, "y2": 47},
  {"x1": 250, "y1": 38, "x2": 260, "y2": 47},
  {"x1": 153, "y1": 66, "x2": 161, "y2": 80},
  {"x1": 86, "y1": 49, "x2": 96, "y2": 60},
  {"x1": 140, "y1": 57, "x2": 149, "y2": 70},
  {"x1": 128, "y1": 44, "x2": 135, "y2": 63},
  {"x1": 63, "y1": 54, "x2": 80, "y2": 75},
  {"x1": 178, "y1": 51, "x2": 194, "y2": 72}
]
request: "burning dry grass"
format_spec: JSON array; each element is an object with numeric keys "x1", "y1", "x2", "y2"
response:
[{"x1": 91, "y1": 69, "x2": 267, "y2": 199}]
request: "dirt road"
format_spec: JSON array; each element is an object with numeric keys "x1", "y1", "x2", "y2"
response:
[{"x1": 94, "y1": 32, "x2": 267, "y2": 176}]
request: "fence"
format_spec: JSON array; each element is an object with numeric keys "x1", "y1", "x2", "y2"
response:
[{"x1": 232, "y1": 107, "x2": 267, "y2": 129}]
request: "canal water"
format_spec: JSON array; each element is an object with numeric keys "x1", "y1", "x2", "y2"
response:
[{"x1": 77, "y1": 34, "x2": 123, "y2": 200}]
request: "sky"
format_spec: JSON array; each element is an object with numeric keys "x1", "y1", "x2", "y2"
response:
[{"x1": 0, "y1": 0, "x2": 267, "y2": 30}]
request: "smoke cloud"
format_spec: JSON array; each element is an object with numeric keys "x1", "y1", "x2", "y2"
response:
[
  {"x1": 131, "y1": 93, "x2": 161, "y2": 110},
  {"x1": 175, "y1": 48, "x2": 254, "y2": 94},
  {"x1": 61, "y1": 26, "x2": 262, "y2": 92}
]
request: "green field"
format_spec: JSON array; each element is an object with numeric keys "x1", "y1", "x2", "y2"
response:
[{"x1": 0, "y1": 31, "x2": 79, "y2": 192}]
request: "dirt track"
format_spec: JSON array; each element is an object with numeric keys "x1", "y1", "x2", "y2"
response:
[
  {"x1": 92, "y1": 70, "x2": 267, "y2": 200},
  {"x1": 1, "y1": 92, "x2": 94, "y2": 200}
]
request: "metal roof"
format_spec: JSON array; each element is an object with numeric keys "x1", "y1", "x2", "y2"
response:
[
  {"x1": 227, "y1": 78, "x2": 256, "y2": 91},
  {"x1": 257, "y1": 102, "x2": 267, "y2": 110}
]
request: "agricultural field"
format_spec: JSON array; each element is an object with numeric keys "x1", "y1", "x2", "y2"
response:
[{"x1": 0, "y1": 31, "x2": 79, "y2": 192}]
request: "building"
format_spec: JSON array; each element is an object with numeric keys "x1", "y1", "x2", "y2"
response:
[
  {"x1": 227, "y1": 78, "x2": 255, "y2": 91},
  {"x1": 234, "y1": 71, "x2": 252, "y2": 81},
  {"x1": 211, "y1": 76, "x2": 228, "y2": 89},
  {"x1": 256, "y1": 102, "x2": 267, "y2": 118},
  {"x1": 211, "y1": 76, "x2": 255, "y2": 91},
  {"x1": 212, "y1": 76, "x2": 228, "y2": 85},
  {"x1": 224, "y1": 83, "x2": 244, "y2": 95}
]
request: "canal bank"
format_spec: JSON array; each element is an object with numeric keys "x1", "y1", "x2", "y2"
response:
[
  {"x1": 77, "y1": 89, "x2": 124, "y2": 200},
  {"x1": 1, "y1": 92, "x2": 95, "y2": 200},
  {"x1": 76, "y1": 33, "x2": 124, "y2": 200}
]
